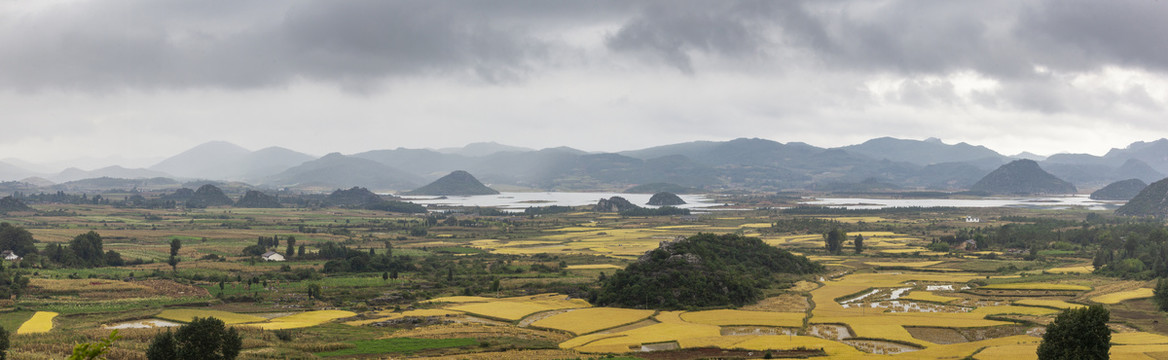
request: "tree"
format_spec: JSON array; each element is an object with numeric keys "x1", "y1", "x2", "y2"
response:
[
  {"x1": 68, "y1": 231, "x2": 105, "y2": 267},
  {"x1": 0, "y1": 324, "x2": 8, "y2": 360},
  {"x1": 824, "y1": 228, "x2": 845, "y2": 255},
  {"x1": 307, "y1": 283, "x2": 322, "y2": 300},
  {"x1": 0, "y1": 223, "x2": 37, "y2": 256},
  {"x1": 854, "y1": 234, "x2": 864, "y2": 254},
  {"x1": 286, "y1": 236, "x2": 296, "y2": 259},
  {"x1": 169, "y1": 238, "x2": 181, "y2": 271},
  {"x1": 1156, "y1": 278, "x2": 1168, "y2": 311},
  {"x1": 146, "y1": 331, "x2": 177, "y2": 360},
  {"x1": 1037, "y1": 305, "x2": 1110, "y2": 360},
  {"x1": 149, "y1": 317, "x2": 242, "y2": 360}
]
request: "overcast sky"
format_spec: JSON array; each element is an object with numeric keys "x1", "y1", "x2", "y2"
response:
[{"x1": 2, "y1": 0, "x2": 1167, "y2": 169}]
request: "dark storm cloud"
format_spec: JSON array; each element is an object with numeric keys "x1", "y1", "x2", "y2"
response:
[{"x1": 1, "y1": 0, "x2": 1167, "y2": 91}]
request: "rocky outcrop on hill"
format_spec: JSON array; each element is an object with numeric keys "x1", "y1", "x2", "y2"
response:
[
  {"x1": 595, "y1": 196, "x2": 639, "y2": 212},
  {"x1": 235, "y1": 190, "x2": 281, "y2": 208}
]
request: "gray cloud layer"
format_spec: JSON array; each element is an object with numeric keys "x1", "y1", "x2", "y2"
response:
[
  {"x1": 3, "y1": 0, "x2": 1166, "y2": 91},
  {"x1": 1, "y1": 0, "x2": 1167, "y2": 163}
]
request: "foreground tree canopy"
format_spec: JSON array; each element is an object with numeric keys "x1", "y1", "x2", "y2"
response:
[
  {"x1": 595, "y1": 233, "x2": 822, "y2": 309},
  {"x1": 1037, "y1": 305, "x2": 1110, "y2": 360}
]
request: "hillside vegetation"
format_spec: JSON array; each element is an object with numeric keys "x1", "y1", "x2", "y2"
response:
[
  {"x1": 1116, "y1": 178, "x2": 1168, "y2": 217},
  {"x1": 403, "y1": 171, "x2": 499, "y2": 196},
  {"x1": 1091, "y1": 179, "x2": 1147, "y2": 201},
  {"x1": 595, "y1": 233, "x2": 821, "y2": 309},
  {"x1": 970, "y1": 159, "x2": 1077, "y2": 195}
]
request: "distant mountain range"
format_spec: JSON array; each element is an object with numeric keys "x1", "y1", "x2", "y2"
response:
[{"x1": 2, "y1": 137, "x2": 1168, "y2": 194}]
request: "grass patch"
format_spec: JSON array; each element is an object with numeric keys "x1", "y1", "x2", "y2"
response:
[
  {"x1": 432, "y1": 246, "x2": 485, "y2": 254},
  {"x1": 316, "y1": 337, "x2": 477, "y2": 357},
  {"x1": 0, "y1": 310, "x2": 35, "y2": 332}
]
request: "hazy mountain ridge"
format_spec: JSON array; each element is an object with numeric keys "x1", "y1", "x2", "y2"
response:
[
  {"x1": 7, "y1": 138, "x2": 1168, "y2": 193},
  {"x1": 148, "y1": 141, "x2": 313, "y2": 181},
  {"x1": 264, "y1": 153, "x2": 422, "y2": 192}
]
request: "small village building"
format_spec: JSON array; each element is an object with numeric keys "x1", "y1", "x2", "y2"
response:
[
  {"x1": 1, "y1": 250, "x2": 20, "y2": 261},
  {"x1": 261, "y1": 251, "x2": 285, "y2": 262}
]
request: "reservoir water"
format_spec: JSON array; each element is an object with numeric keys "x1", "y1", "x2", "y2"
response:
[{"x1": 399, "y1": 192, "x2": 1119, "y2": 211}]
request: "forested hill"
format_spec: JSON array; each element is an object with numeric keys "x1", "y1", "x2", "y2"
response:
[
  {"x1": 595, "y1": 233, "x2": 821, "y2": 309},
  {"x1": 1116, "y1": 178, "x2": 1168, "y2": 217},
  {"x1": 403, "y1": 171, "x2": 499, "y2": 196},
  {"x1": 1091, "y1": 179, "x2": 1147, "y2": 201},
  {"x1": 970, "y1": 159, "x2": 1077, "y2": 195}
]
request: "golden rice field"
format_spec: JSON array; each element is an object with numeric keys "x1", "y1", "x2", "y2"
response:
[
  {"x1": 441, "y1": 294, "x2": 591, "y2": 321},
  {"x1": 679, "y1": 309, "x2": 804, "y2": 327},
  {"x1": 863, "y1": 261, "x2": 943, "y2": 268},
  {"x1": 156, "y1": 309, "x2": 267, "y2": 325},
  {"x1": 1043, "y1": 265, "x2": 1095, "y2": 274},
  {"x1": 16, "y1": 311, "x2": 57, "y2": 334},
  {"x1": 245, "y1": 310, "x2": 356, "y2": 330},
  {"x1": 1014, "y1": 299, "x2": 1086, "y2": 310},
  {"x1": 1091, "y1": 288, "x2": 1154, "y2": 304},
  {"x1": 979, "y1": 283, "x2": 1091, "y2": 291},
  {"x1": 344, "y1": 309, "x2": 464, "y2": 326},
  {"x1": 530, "y1": 307, "x2": 654, "y2": 335},
  {"x1": 1112, "y1": 332, "x2": 1168, "y2": 345},
  {"x1": 738, "y1": 223, "x2": 774, "y2": 228}
]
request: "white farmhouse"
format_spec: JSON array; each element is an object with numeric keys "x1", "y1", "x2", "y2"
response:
[{"x1": 261, "y1": 251, "x2": 285, "y2": 262}]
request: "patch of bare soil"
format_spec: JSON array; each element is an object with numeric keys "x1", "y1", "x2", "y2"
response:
[
  {"x1": 518, "y1": 309, "x2": 575, "y2": 327},
  {"x1": 905, "y1": 327, "x2": 968, "y2": 344}
]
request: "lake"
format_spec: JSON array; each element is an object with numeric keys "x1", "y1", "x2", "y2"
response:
[
  {"x1": 800, "y1": 195, "x2": 1119, "y2": 210},
  {"x1": 400, "y1": 192, "x2": 1120, "y2": 212},
  {"x1": 399, "y1": 192, "x2": 718, "y2": 211}
]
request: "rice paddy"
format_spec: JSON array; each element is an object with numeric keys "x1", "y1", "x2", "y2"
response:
[
  {"x1": 156, "y1": 309, "x2": 267, "y2": 324},
  {"x1": 530, "y1": 307, "x2": 654, "y2": 335},
  {"x1": 246, "y1": 310, "x2": 357, "y2": 330},
  {"x1": 1091, "y1": 288, "x2": 1155, "y2": 304},
  {"x1": 1014, "y1": 299, "x2": 1086, "y2": 310},
  {"x1": 440, "y1": 294, "x2": 591, "y2": 321},
  {"x1": 16, "y1": 311, "x2": 57, "y2": 334},
  {"x1": 679, "y1": 309, "x2": 804, "y2": 327},
  {"x1": 979, "y1": 283, "x2": 1091, "y2": 291}
]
